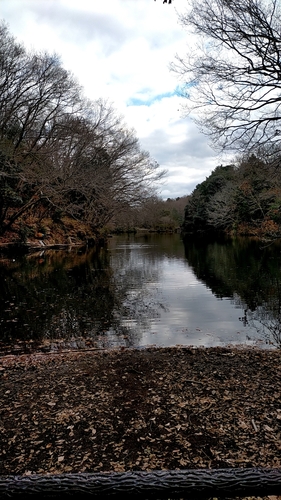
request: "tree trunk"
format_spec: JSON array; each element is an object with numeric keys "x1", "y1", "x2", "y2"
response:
[{"x1": 0, "y1": 468, "x2": 281, "y2": 499}]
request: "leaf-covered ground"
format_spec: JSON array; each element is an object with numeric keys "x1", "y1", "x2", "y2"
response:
[{"x1": 0, "y1": 346, "x2": 281, "y2": 478}]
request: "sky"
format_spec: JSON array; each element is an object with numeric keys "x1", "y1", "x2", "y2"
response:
[{"x1": 0, "y1": 0, "x2": 222, "y2": 199}]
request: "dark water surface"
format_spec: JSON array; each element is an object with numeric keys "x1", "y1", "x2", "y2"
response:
[{"x1": 1, "y1": 233, "x2": 281, "y2": 353}]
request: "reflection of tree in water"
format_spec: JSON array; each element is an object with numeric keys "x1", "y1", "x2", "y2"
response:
[
  {"x1": 183, "y1": 235, "x2": 281, "y2": 348},
  {"x1": 109, "y1": 241, "x2": 168, "y2": 346},
  {"x1": 0, "y1": 236, "x2": 169, "y2": 352},
  {"x1": 229, "y1": 293, "x2": 281, "y2": 348},
  {"x1": 252, "y1": 311, "x2": 281, "y2": 347},
  {"x1": 0, "y1": 247, "x2": 117, "y2": 352},
  {"x1": 243, "y1": 275, "x2": 281, "y2": 348}
]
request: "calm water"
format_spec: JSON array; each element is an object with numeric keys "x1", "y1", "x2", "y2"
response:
[{"x1": 1, "y1": 233, "x2": 281, "y2": 353}]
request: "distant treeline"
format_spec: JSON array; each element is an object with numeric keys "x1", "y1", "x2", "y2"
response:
[{"x1": 113, "y1": 194, "x2": 189, "y2": 233}]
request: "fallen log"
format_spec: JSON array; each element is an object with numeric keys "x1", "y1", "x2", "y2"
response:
[{"x1": 0, "y1": 468, "x2": 281, "y2": 498}]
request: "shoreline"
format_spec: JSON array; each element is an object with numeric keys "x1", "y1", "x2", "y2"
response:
[{"x1": 0, "y1": 342, "x2": 277, "y2": 365}]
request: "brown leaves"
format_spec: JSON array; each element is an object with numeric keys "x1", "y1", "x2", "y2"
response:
[{"x1": 0, "y1": 346, "x2": 281, "y2": 476}]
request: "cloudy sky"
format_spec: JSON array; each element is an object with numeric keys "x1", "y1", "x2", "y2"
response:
[{"x1": 1, "y1": 0, "x2": 221, "y2": 199}]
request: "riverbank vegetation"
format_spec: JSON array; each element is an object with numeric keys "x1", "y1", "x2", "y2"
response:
[
  {"x1": 182, "y1": 154, "x2": 281, "y2": 238},
  {"x1": 113, "y1": 194, "x2": 189, "y2": 233},
  {"x1": 0, "y1": 22, "x2": 167, "y2": 248}
]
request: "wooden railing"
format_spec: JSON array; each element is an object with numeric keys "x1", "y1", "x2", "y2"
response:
[{"x1": 1, "y1": 468, "x2": 281, "y2": 498}]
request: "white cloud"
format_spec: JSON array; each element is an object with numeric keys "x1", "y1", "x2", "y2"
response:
[{"x1": 1, "y1": 0, "x2": 220, "y2": 198}]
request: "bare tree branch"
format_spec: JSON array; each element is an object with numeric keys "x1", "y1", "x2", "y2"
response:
[{"x1": 172, "y1": 0, "x2": 281, "y2": 153}]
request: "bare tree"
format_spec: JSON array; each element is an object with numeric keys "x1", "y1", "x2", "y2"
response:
[
  {"x1": 172, "y1": 0, "x2": 281, "y2": 153},
  {"x1": 44, "y1": 100, "x2": 165, "y2": 229},
  {"x1": 0, "y1": 22, "x2": 83, "y2": 234},
  {"x1": 206, "y1": 181, "x2": 237, "y2": 229},
  {"x1": 0, "y1": 22, "x2": 165, "y2": 236}
]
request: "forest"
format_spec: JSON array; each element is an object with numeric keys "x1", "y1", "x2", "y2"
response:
[
  {"x1": 182, "y1": 154, "x2": 281, "y2": 238},
  {"x1": 0, "y1": 22, "x2": 185, "y2": 248}
]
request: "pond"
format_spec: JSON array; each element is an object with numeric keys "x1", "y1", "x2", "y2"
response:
[{"x1": 1, "y1": 233, "x2": 281, "y2": 353}]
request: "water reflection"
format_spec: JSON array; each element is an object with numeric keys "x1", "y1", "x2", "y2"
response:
[
  {"x1": 1, "y1": 233, "x2": 281, "y2": 353},
  {"x1": 183, "y1": 235, "x2": 281, "y2": 348},
  {"x1": 0, "y1": 246, "x2": 116, "y2": 352}
]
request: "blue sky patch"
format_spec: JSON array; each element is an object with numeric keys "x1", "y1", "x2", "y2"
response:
[{"x1": 127, "y1": 88, "x2": 181, "y2": 107}]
